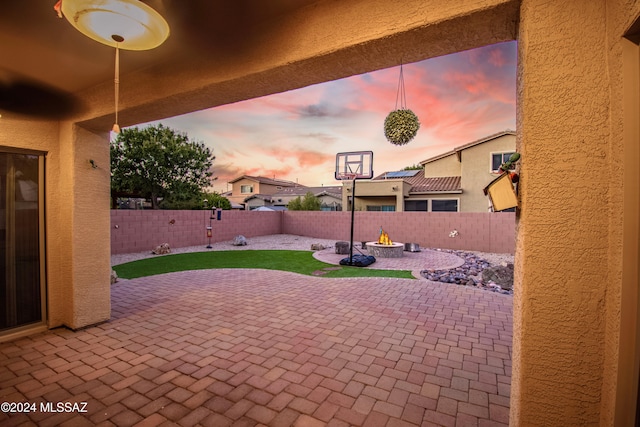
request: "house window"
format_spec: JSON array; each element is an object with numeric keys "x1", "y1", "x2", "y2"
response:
[
  {"x1": 491, "y1": 152, "x2": 516, "y2": 173},
  {"x1": 431, "y1": 199, "x2": 458, "y2": 212},
  {"x1": 240, "y1": 185, "x2": 253, "y2": 193},
  {"x1": 367, "y1": 205, "x2": 396, "y2": 212},
  {"x1": 321, "y1": 205, "x2": 340, "y2": 211},
  {"x1": 405, "y1": 200, "x2": 427, "y2": 211}
]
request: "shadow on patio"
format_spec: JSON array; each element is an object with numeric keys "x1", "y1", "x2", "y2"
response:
[{"x1": 1, "y1": 269, "x2": 512, "y2": 426}]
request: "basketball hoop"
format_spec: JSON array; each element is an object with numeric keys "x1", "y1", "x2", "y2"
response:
[
  {"x1": 334, "y1": 151, "x2": 374, "y2": 266},
  {"x1": 334, "y1": 151, "x2": 373, "y2": 181},
  {"x1": 336, "y1": 172, "x2": 358, "y2": 181}
]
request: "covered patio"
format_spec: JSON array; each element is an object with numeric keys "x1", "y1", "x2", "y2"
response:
[
  {"x1": 2, "y1": 0, "x2": 640, "y2": 424},
  {"x1": 1, "y1": 270, "x2": 511, "y2": 426}
]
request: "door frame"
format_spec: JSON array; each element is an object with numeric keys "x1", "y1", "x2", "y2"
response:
[
  {"x1": 0, "y1": 147, "x2": 47, "y2": 342},
  {"x1": 617, "y1": 22, "x2": 640, "y2": 426}
]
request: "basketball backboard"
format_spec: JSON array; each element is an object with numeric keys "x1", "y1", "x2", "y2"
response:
[{"x1": 335, "y1": 151, "x2": 373, "y2": 180}]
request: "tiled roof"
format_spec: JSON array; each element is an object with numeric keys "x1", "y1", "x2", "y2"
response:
[
  {"x1": 409, "y1": 176, "x2": 461, "y2": 193},
  {"x1": 373, "y1": 172, "x2": 461, "y2": 193},
  {"x1": 243, "y1": 193, "x2": 273, "y2": 202},
  {"x1": 229, "y1": 175, "x2": 302, "y2": 187},
  {"x1": 275, "y1": 186, "x2": 342, "y2": 197}
]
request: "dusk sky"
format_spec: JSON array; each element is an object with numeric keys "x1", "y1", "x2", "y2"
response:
[{"x1": 142, "y1": 41, "x2": 516, "y2": 194}]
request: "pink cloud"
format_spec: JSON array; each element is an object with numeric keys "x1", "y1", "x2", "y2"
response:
[
  {"x1": 488, "y1": 48, "x2": 506, "y2": 67},
  {"x1": 151, "y1": 41, "x2": 516, "y2": 190},
  {"x1": 242, "y1": 165, "x2": 294, "y2": 179},
  {"x1": 261, "y1": 146, "x2": 333, "y2": 168}
]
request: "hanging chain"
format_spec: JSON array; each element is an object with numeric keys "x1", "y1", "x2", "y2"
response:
[
  {"x1": 394, "y1": 63, "x2": 407, "y2": 111},
  {"x1": 113, "y1": 43, "x2": 120, "y2": 132}
]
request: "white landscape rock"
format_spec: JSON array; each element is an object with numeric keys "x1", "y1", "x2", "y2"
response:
[
  {"x1": 151, "y1": 243, "x2": 171, "y2": 255},
  {"x1": 233, "y1": 235, "x2": 247, "y2": 246}
]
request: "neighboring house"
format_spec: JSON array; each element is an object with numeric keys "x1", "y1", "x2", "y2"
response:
[
  {"x1": 227, "y1": 176, "x2": 303, "y2": 209},
  {"x1": 274, "y1": 186, "x2": 343, "y2": 211},
  {"x1": 419, "y1": 130, "x2": 516, "y2": 212},
  {"x1": 340, "y1": 130, "x2": 515, "y2": 212},
  {"x1": 245, "y1": 185, "x2": 343, "y2": 210},
  {"x1": 219, "y1": 191, "x2": 244, "y2": 210},
  {"x1": 244, "y1": 194, "x2": 278, "y2": 210}
]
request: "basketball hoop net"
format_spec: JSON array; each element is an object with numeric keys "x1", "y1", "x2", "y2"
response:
[{"x1": 336, "y1": 172, "x2": 358, "y2": 181}]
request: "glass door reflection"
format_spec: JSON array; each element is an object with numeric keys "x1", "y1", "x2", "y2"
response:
[{"x1": 0, "y1": 151, "x2": 45, "y2": 332}]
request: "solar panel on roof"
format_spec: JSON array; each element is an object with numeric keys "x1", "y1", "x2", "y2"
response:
[{"x1": 385, "y1": 170, "x2": 419, "y2": 178}]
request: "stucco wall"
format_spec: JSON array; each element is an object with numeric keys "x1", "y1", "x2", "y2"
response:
[
  {"x1": 602, "y1": 3, "x2": 639, "y2": 425},
  {"x1": 69, "y1": 126, "x2": 111, "y2": 329},
  {"x1": 0, "y1": 118, "x2": 111, "y2": 331},
  {"x1": 423, "y1": 153, "x2": 461, "y2": 177},
  {"x1": 460, "y1": 134, "x2": 516, "y2": 212},
  {"x1": 341, "y1": 180, "x2": 408, "y2": 212},
  {"x1": 512, "y1": 0, "x2": 639, "y2": 425}
]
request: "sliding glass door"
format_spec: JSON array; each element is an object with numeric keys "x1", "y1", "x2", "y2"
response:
[{"x1": 0, "y1": 150, "x2": 45, "y2": 333}]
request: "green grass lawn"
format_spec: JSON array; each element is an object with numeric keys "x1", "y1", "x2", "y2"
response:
[{"x1": 113, "y1": 250, "x2": 414, "y2": 279}]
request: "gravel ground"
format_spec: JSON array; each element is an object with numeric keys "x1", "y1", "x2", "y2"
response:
[
  {"x1": 467, "y1": 250, "x2": 514, "y2": 266},
  {"x1": 111, "y1": 234, "x2": 513, "y2": 266}
]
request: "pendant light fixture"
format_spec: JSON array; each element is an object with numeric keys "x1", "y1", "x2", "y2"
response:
[{"x1": 55, "y1": 0, "x2": 170, "y2": 132}]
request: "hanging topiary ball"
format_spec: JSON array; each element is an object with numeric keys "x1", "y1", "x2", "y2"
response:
[{"x1": 384, "y1": 109, "x2": 420, "y2": 146}]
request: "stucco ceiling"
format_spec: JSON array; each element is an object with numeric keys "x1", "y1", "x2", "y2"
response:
[
  {"x1": 0, "y1": 0, "x2": 319, "y2": 117},
  {"x1": 1, "y1": 0, "x2": 520, "y2": 125}
]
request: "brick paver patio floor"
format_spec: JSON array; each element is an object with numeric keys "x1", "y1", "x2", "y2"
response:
[{"x1": 1, "y1": 269, "x2": 512, "y2": 426}]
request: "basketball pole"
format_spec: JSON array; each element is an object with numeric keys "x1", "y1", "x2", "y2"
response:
[
  {"x1": 335, "y1": 151, "x2": 373, "y2": 266},
  {"x1": 348, "y1": 177, "x2": 356, "y2": 265}
]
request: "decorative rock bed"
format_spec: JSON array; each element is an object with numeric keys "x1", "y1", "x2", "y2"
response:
[{"x1": 420, "y1": 249, "x2": 513, "y2": 295}]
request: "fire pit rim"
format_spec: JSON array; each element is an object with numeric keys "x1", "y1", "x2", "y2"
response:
[
  {"x1": 365, "y1": 241, "x2": 405, "y2": 258},
  {"x1": 365, "y1": 241, "x2": 405, "y2": 248}
]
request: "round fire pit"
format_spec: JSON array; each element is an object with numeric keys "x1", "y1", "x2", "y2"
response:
[{"x1": 366, "y1": 242, "x2": 404, "y2": 258}]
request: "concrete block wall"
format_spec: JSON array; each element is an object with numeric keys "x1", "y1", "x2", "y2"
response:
[
  {"x1": 282, "y1": 211, "x2": 515, "y2": 254},
  {"x1": 111, "y1": 210, "x2": 281, "y2": 254},
  {"x1": 111, "y1": 210, "x2": 515, "y2": 255}
]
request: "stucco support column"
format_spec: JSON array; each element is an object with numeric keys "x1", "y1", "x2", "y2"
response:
[
  {"x1": 513, "y1": 0, "x2": 612, "y2": 424},
  {"x1": 396, "y1": 193, "x2": 404, "y2": 212},
  {"x1": 52, "y1": 124, "x2": 111, "y2": 329}
]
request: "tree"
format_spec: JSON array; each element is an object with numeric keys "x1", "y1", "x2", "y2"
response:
[
  {"x1": 203, "y1": 192, "x2": 232, "y2": 210},
  {"x1": 111, "y1": 124, "x2": 215, "y2": 209},
  {"x1": 287, "y1": 197, "x2": 303, "y2": 211},
  {"x1": 287, "y1": 192, "x2": 321, "y2": 211},
  {"x1": 402, "y1": 164, "x2": 422, "y2": 170},
  {"x1": 160, "y1": 191, "x2": 231, "y2": 210}
]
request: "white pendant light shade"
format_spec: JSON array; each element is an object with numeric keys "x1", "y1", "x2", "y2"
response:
[{"x1": 61, "y1": 0, "x2": 169, "y2": 50}]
